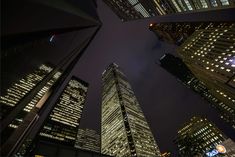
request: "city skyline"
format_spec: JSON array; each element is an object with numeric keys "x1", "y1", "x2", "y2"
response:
[
  {"x1": 73, "y1": 4, "x2": 235, "y2": 155},
  {"x1": 1, "y1": 0, "x2": 235, "y2": 156}
]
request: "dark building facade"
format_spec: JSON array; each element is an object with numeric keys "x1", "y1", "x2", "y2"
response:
[
  {"x1": 103, "y1": 0, "x2": 143, "y2": 21},
  {"x1": 1, "y1": 0, "x2": 101, "y2": 156},
  {"x1": 174, "y1": 116, "x2": 227, "y2": 157},
  {"x1": 149, "y1": 22, "x2": 208, "y2": 45},
  {"x1": 149, "y1": 22, "x2": 234, "y2": 45},
  {"x1": 159, "y1": 53, "x2": 194, "y2": 83},
  {"x1": 39, "y1": 77, "x2": 88, "y2": 146},
  {"x1": 159, "y1": 53, "x2": 235, "y2": 130},
  {"x1": 31, "y1": 140, "x2": 111, "y2": 157}
]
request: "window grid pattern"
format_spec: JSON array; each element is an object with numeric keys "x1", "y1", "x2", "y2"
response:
[
  {"x1": 177, "y1": 23, "x2": 235, "y2": 130},
  {"x1": 101, "y1": 64, "x2": 161, "y2": 157},
  {"x1": 39, "y1": 77, "x2": 88, "y2": 145},
  {"x1": 175, "y1": 117, "x2": 227, "y2": 156}
]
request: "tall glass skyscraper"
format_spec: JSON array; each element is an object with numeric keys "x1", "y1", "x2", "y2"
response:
[
  {"x1": 0, "y1": 64, "x2": 61, "y2": 144},
  {"x1": 0, "y1": 64, "x2": 61, "y2": 119},
  {"x1": 101, "y1": 63, "x2": 161, "y2": 157},
  {"x1": 1, "y1": 0, "x2": 101, "y2": 156},
  {"x1": 177, "y1": 23, "x2": 235, "y2": 129},
  {"x1": 39, "y1": 77, "x2": 88, "y2": 146}
]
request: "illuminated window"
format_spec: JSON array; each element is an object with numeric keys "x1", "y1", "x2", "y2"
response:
[{"x1": 220, "y1": 0, "x2": 229, "y2": 5}]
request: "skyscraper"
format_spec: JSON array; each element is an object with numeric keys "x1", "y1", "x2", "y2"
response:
[
  {"x1": 101, "y1": 63, "x2": 161, "y2": 157},
  {"x1": 159, "y1": 53, "x2": 235, "y2": 129},
  {"x1": 174, "y1": 116, "x2": 227, "y2": 156},
  {"x1": 39, "y1": 77, "x2": 88, "y2": 146},
  {"x1": 177, "y1": 23, "x2": 235, "y2": 129},
  {"x1": 1, "y1": 0, "x2": 101, "y2": 156},
  {"x1": 0, "y1": 64, "x2": 61, "y2": 144},
  {"x1": 103, "y1": 0, "x2": 235, "y2": 21},
  {"x1": 75, "y1": 128, "x2": 100, "y2": 153}
]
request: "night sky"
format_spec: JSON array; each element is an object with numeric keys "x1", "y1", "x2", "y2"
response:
[
  {"x1": 73, "y1": 1, "x2": 235, "y2": 155},
  {"x1": 2, "y1": 0, "x2": 235, "y2": 156}
]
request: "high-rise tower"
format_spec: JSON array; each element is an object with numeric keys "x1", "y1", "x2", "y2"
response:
[
  {"x1": 177, "y1": 23, "x2": 235, "y2": 129},
  {"x1": 174, "y1": 116, "x2": 227, "y2": 156},
  {"x1": 39, "y1": 77, "x2": 88, "y2": 146},
  {"x1": 0, "y1": 64, "x2": 61, "y2": 119},
  {"x1": 1, "y1": 0, "x2": 101, "y2": 156},
  {"x1": 0, "y1": 64, "x2": 61, "y2": 144},
  {"x1": 101, "y1": 63, "x2": 161, "y2": 157}
]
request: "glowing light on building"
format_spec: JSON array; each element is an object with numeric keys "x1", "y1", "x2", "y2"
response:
[
  {"x1": 49, "y1": 35, "x2": 55, "y2": 42},
  {"x1": 216, "y1": 145, "x2": 226, "y2": 153}
]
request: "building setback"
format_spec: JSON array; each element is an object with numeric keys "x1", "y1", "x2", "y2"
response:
[
  {"x1": 149, "y1": 22, "x2": 210, "y2": 45},
  {"x1": 149, "y1": 22, "x2": 235, "y2": 46},
  {"x1": 39, "y1": 77, "x2": 88, "y2": 146},
  {"x1": 75, "y1": 128, "x2": 100, "y2": 153},
  {"x1": 177, "y1": 23, "x2": 235, "y2": 129},
  {"x1": 103, "y1": 0, "x2": 235, "y2": 21},
  {"x1": 159, "y1": 53, "x2": 235, "y2": 130},
  {"x1": 101, "y1": 63, "x2": 161, "y2": 157},
  {"x1": 174, "y1": 116, "x2": 227, "y2": 156},
  {"x1": 0, "y1": 64, "x2": 61, "y2": 144}
]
